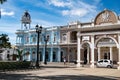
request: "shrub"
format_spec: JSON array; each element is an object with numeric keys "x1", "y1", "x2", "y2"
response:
[{"x1": 0, "y1": 61, "x2": 31, "y2": 71}]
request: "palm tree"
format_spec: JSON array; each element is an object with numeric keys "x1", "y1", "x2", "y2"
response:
[
  {"x1": 16, "y1": 49, "x2": 23, "y2": 61},
  {"x1": 0, "y1": 0, "x2": 7, "y2": 18}
]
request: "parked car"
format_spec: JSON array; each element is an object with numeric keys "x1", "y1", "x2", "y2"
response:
[{"x1": 96, "y1": 59, "x2": 113, "y2": 68}]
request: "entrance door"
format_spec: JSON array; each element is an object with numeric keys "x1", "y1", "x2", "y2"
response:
[
  {"x1": 104, "y1": 53, "x2": 107, "y2": 59},
  {"x1": 53, "y1": 52, "x2": 56, "y2": 62},
  {"x1": 84, "y1": 49, "x2": 87, "y2": 64},
  {"x1": 61, "y1": 51, "x2": 63, "y2": 62}
]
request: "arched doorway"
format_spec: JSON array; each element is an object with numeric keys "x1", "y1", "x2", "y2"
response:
[
  {"x1": 96, "y1": 37, "x2": 118, "y2": 64},
  {"x1": 81, "y1": 42, "x2": 90, "y2": 64},
  {"x1": 53, "y1": 51, "x2": 56, "y2": 62},
  {"x1": 25, "y1": 51, "x2": 29, "y2": 61}
]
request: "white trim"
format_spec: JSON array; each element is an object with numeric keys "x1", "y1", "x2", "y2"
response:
[
  {"x1": 95, "y1": 35, "x2": 119, "y2": 48},
  {"x1": 81, "y1": 41, "x2": 92, "y2": 49}
]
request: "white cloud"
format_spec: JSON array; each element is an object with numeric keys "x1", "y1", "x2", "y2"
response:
[
  {"x1": 62, "y1": 9, "x2": 88, "y2": 17},
  {"x1": 48, "y1": 0, "x2": 71, "y2": 7},
  {"x1": 1, "y1": 9, "x2": 14, "y2": 16},
  {"x1": 48, "y1": 0, "x2": 99, "y2": 19}
]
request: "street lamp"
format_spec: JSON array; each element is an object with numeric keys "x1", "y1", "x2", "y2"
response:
[
  {"x1": 0, "y1": 37, "x2": 2, "y2": 48},
  {"x1": 35, "y1": 24, "x2": 42, "y2": 68},
  {"x1": 44, "y1": 35, "x2": 49, "y2": 65}
]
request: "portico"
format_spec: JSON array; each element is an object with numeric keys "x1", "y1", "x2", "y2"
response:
[{"x1": 76, "y1": 9, "x2": 120, "y2": 70}]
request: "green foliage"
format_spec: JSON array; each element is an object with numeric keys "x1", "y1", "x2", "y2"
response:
[
  {"x1": 16, "y1": 49, "x2": 23, "y2": 61},
  {"x1": 0, "y1": 34, "x2": 11, "y2": 48},
  {"x1": 0, "y1": 61, "x2": 31, "y2": 71},
  {"x1": 0, "y1": 0, "x2": 7, "y2": 4}
]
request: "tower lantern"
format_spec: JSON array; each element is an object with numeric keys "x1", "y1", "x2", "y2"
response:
[{"x1": 21, "y1": 10, "x2": 31, "y2": 30}]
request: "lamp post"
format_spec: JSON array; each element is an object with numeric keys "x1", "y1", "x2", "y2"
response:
[
  {"x1": 35, "y1": 24, "x2": 42, "y2": 68},
  {"x1": 44, "y1": 35, "x2": 49, "y2": 65},
  {"x1": 0, "y1": 37, "x2": 2, "y2": 48}
]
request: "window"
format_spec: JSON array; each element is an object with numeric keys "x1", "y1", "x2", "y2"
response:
[
  {"x1": 98, "y1": 60, "x2": 103, "y2": 63},
  {"x1": 104, "y1": 60, "x2": 108, "y2": 63},
  {"x1": 53, "y1": 34, "x2": 56, "y2": 42},
  {"x1": 62, "y1": 34, "x2": 67, "y2": 41},
  {"x1": 26, "y1": 36, "x2": 29, "y2": 43},
  {"x1": 39, "y1": 36, "x2": 42, "y2": 42},
  {"x1": 47, "y1": 35, "x2": 50, "y2": 42},
  {"x1": 32, "y1": 37, "x2": 36, "y2": 43}
]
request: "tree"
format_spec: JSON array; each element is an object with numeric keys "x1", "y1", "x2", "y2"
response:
[
  {"x1": 0, "y1": 34, "x2": 11, "y2": 48},
  {"x1": 0, "y1": 0, "x2": 7, "y2": 4},
  {"x1": 16, "y1": 49, "x2": 23, "y2": 61},
  {"x1": 0, "y1": 0, "x2": 7, "y2": 18}
]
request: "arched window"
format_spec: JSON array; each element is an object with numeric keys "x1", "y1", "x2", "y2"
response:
[{"x1": 53, "y1": 34, "x2": 56, "y2": 42}]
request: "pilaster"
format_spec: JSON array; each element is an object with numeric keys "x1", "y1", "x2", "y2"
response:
[
  {"x1": 50, "y1": 47, "x2": 53, "y2": 62},
  {"x1": 90, "y1": 35, "x2": 95, "y2": 68},
  {"x1": 117, "y1": 34, "x2": 120, "y2": 70},
  {"x1": 76, "y1": 32, "x2": 81, "y2": 67},
  {"x1": 98, "y1": 47, "x2": 100, "y2": 61},
  {"x1": 110, "y1": 47, "x2": 113, "y2": 61}
]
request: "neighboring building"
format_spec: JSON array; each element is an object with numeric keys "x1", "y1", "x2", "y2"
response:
[
  {"x1": 16, "y1": 9, "x2": 120, "y2": 69},
  {"x1": 0, "y1": 48, "x2": 18, "y2": 61}
]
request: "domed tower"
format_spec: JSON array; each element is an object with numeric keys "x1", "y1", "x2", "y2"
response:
[{"x1": 21, "y1": 10, "x2": 31, "y2": 30}]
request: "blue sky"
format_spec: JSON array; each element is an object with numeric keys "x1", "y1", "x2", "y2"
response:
[{"x1": 0, "y1": 0, "x2": 120, "y2": 45}]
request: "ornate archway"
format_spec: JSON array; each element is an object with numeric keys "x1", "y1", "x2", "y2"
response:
[
  {"x1": 95, "y1": 35, "x2": 118, "y2": 64},
  {"x1": 81, "y1": 41, "x2": 91, "y2": 64}
]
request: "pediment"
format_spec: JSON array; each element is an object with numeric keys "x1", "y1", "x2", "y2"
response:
[{"x1": 94, "y1": 9, "x2": 118, "y2": 25}]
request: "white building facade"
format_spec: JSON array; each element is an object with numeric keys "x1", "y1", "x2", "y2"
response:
[
  {"x1": 16, "y1": 9, "x2": 120, "y2": 69},
  {"x1": 76, "y1": 9, "x2": 120, "y2": 70}
]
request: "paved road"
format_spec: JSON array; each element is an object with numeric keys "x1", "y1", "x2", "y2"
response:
[{"x1": 0, "y1": 62, "x2": 120, "y2": 80}]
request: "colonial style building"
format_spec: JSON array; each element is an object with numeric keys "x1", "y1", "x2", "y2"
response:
[
  {"x1": 76, "y1": 9, "x2": 120, "y2": 70},
  {"x1": 16, "y1": 9, "x2": 120, "y2": 69}
]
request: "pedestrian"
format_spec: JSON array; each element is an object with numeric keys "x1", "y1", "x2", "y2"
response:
[{"x1": 63, "y1": 57, "x2": 66, "y2": 65}]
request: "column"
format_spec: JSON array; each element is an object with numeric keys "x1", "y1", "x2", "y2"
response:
[
  {"x1": 118, "y1": 47, "x2": 120, "y2": 70},
  {"x1": 76, "y1": 32, "x2": 81, "y2": 67},
  {"x1": 98, "y1": 47, "x2": 100, "y2": 61},
  {"x1": 117, "y1": 34, "x2": 120, "y2": 70},
  {"x1": 110, "y1": 47, "x2": 113, "y2": 61},
  {"x1": 29, "y1": 48, "x2": 32, "y2": 61},
  {"x1": 58, "y1": 47, "x2": 61, "y2": 62},
  {"x1": 19, "y1": 37, "x2": 20, "y2": 43},
  {"x1": 90, "y1": 35, "x2": 95, "y2": 68},
  {"x1": 50, "y1": 47, "x2": 53, "y2": 62},
  {"x1": 43, "y1": 47, "x2": 45, "y2": 62}
]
